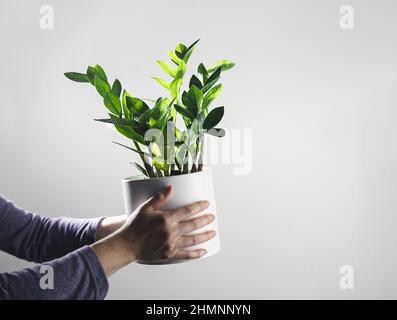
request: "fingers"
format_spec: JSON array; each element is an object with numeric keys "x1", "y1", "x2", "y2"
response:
[
  {"x1": 143, "y1": 185, "x2": 173, "y2": 210},
  {"x1": 179, "y1": 230, "x2": 216, "y2": 248},
  {"x1": 178, "y1": 214, "x2": 215, "y2": 235},
  {"x1": 170, "y1": 200, "x2": 209, "y2": 222},
  {"x1": 174, "y1": 249, "x2": 208, "y2": 260}
]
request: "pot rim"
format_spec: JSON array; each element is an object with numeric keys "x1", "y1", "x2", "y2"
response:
[{"x1": 122, "y1": 167, "x2": 211, "y2": 183}]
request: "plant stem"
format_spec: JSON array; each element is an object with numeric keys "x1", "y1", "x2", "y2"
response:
[
  {"x1": 134, "y1": 141, "x2": 156, "y2": 178},
  {"x1": 182, "y1": 150, "x2": 189, "y2": 174},
  {"x1": 198, "y1": 137, "x2": 205, "y2": 172}
]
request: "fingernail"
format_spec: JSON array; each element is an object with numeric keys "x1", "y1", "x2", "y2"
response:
[{"x1": 202, "y1": 200, "x2": 209, "y2": 207}]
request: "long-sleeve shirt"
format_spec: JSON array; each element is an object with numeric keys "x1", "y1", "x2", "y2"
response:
[{"x1": 0, "y1": 194, "x2": 109, "y2": 299}]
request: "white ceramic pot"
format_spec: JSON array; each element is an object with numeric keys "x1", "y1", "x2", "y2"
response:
[{"x1": 121, "y1": 169, "x2": 221, "y2": 264}]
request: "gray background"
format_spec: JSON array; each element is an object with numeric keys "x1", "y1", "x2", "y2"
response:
[{"x1": 1, "y1": 0, "x2": 396, "y2": 299}]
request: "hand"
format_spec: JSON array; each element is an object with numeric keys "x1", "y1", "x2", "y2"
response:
[
  {"x1": 120, "y1": 185, "x2": 216, "y2": 261},
  {"x1": 91, "y1": 186, "x2": 216, "y2": 276}
]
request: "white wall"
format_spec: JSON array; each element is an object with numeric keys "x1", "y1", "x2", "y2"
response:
[{"x1": 1, "y1": 0, "x2": 397, "y2": 299}]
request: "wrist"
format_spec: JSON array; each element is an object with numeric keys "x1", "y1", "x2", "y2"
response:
[
  {"x1": 91, "y1": 231, "x2": 137, "y2": 277},
  {"x1": 96, "y1": 215, "x2": 127, "y2": 240}
]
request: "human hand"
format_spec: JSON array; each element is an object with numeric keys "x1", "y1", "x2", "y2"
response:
[{"x1": 92, "y1": 185, "x2": 216, "y2": 276}]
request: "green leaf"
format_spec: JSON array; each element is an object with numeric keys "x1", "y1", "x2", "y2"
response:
[
  {"x1": 197, "y1": 63, "x2": 208, "y2": 83},
  {"x1": 189, "y1": 75, "x2": 203, "y2": 89},
  {"x1": 130, "y1": 162, "x2": 149, "y2": 177},
  {"x1": 170, "y1": 78, "x2": 182, "y2": 101},
  {"x1": 174, "y1": 104, "x2": 194, "y2": 122},
  {"x1": 121, "y1": 90, "x2": 131, "y2": 118},
  {"x1": 202, "y1": 84, "x2": 222, "y2": 110},
  {"x1": 182, "y1": 39, "x2": 200, "y2": 62},
  {"x1": 202, "y1": 76, "x2": 219, "y2": 94},
  {"x1": 205, "y1": 67, "x2": 221, "y2": 85},
  {"x1": 207, "y1": 60, "x2": 235, "y2": 73},
  {"x1": 175, "y1": 43, "x2": 187, "y2": 59},
  {"x1": 156, "y1": 60, "x2": 177, "y2": 78},
  {"x1": 112, "y1": 141, "x2": 149, "y2": 157},
  {"x1": 203, "y1": 107, "x2": 224, "y2": 130},
  {"x1": 114, "y1": 124, "x2": 145, "y2": 144},
  {"x1": 175, "y1": 60, "x2": 186, "y2": 78},
  {"x1": 94, "y1": 114, "x2": 140, "y2": 128},
  {"x1": 186, "y1": 85, "x2": 203, "y2": 115},
  {"x1": 152, "y1": 77, "x2": 170, "y2": 90},
  {"x1": 94, "y1": 76, "x2": 111, "y2": 97},
  {"x1": 87, "y1": 66, "x2": 97, "y2": 85},
  {"x1": 95, "y1": 64, "x2": 108, "y2": 81},
  {"x1": 112, "y1": 79, "x2": 122, "y2": 98},
  {"x1": 168, "y1": 50, "x2": 182, "y2": 65},
  {"x1": 103, "y1": 91, "x2": 121, "y2": 115},
  {"x1": 126, "y1": 96, "x2": 149, "y2": 117},
  {"x1": 64, "y1": 72, "x2": 89, "y2": 83},
  {"x1": 152, "y1": 157, "x2": 169, "y2": 171}
]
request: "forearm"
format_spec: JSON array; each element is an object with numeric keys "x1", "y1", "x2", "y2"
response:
[
  {"x1": 91, "y1": 231, "x2": 136, "y2": 277},
  {"x1": 0, "y1": 246, "x2": 108, "y2": 300},
  {"x1": 0, "y1": 194, "x2": 127, "y2": 263}
]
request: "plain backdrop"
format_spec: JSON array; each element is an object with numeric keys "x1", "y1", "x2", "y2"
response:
[{"x1": 1, "y1": 0, "x2": 397, "y2": 299}]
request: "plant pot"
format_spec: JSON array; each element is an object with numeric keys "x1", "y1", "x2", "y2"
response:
[{"x1": 121, "y1": 169, "x2": 221, "y2": 264}]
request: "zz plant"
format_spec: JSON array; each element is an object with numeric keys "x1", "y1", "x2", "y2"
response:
[{"x1": 64, "y1": 40, "x2": 234, "y2": 178}]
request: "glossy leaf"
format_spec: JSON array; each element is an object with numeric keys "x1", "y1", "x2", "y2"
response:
[
  {"x1": 175, "y1": 43, "x2": 187, "y2": 59},
  {"x1": 198, "y1": 63, "x2": 208, "y2": 83},
  {"x1": 202, "y1": 84, "x2": 222, "y2": 110},
  {"x1": 114, "y1": 124, "x2": 145, "y2": 145},
  {"x1": 112, "y1": 79, "x2": 122, "y2": 98},
  {"x1": 189, "y1": 75, "x2": 202, "y2": 89},
  {"x1": 126, "y1": 96, "x2": 149, "y2": 117},
  {"x1": 168, "y1": 50, "x2": 182, "y2": 65},
  {"x1": 112, "y1": 141, "x2": 149, "y2": 157},
  {"x1": 87, "y1": 66, "x2": 98, "y2": 85},
  {"x1": 175, "y1": 60, "x2": 186, "y2": 78},
  {"x1": 170, "y1": 78, "x2": 182, "y2": 101},
  {"x1": 131, "y1": 162, "x2": 149, "y2": 177},
  {"x1": 174, "y1": 104, "x2": 194, "y2": 122},
  {"x1": 95, "y1": 64, "x2": 108, "y2": 81},
  {"x1": 64, "y1": 72, "x2": 89, "y2": 83},
  {"x1": 203, "y1": 106, "x2": 224, "y2": 130},
  {"x1": 201, "y1": 76, "x2": 219, "y2": 94},
  {"x1": 207, "y1": 60, "x2": 235, "y2": 73},
  {"x1": 94, "y1": 76, "x2": 111, "y2": 97},
  {"x1": 156, "y1": 60, "x2": 177, "y2": 78},
  {"x1": 182, "y1": 39, "x2": 200, "y2": 62},
  {"x1": 152, "y1": 77, "x2": 170, "y2": 90},
  {"x1": 121, "y1": 90, "x2": 131, "y2": 118},
  {"x1": 186, "y1": 85, "x2": 203, "y2": 115},
  {"x1": 205, "y1": 67, "x2": 221, "y2": 86},
  {"x1": 103, "y1": 91, "x2": 121, "y2": 115}
]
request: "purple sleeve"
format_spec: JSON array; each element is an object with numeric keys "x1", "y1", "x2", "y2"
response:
[
  {"x1": 0, "y1": 194, "x2": 103, "y2": 263},
  {"x1": 0, "y1": 246, "x2": 109, "y2": 300}
]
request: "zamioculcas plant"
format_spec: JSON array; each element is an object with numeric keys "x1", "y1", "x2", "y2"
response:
[
  {"x1": 64, "y1": 40, "x2": 234, "y2": 179},
  {"x1": 65, "y1": 40, "x2": 234, "y2": 263}
]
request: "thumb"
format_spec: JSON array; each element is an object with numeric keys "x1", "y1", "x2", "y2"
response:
[{"x1": 142, "y1": 185, "x2": 173, "y2": 210}]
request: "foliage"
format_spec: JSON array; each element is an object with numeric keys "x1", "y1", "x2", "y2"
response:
[{"x1": 64, "y1": 40, "x2": 234, "y2": 178}]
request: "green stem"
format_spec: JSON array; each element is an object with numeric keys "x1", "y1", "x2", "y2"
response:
[{"x1": 134, "y1": 141, "x2": 156, "y2": 178}]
